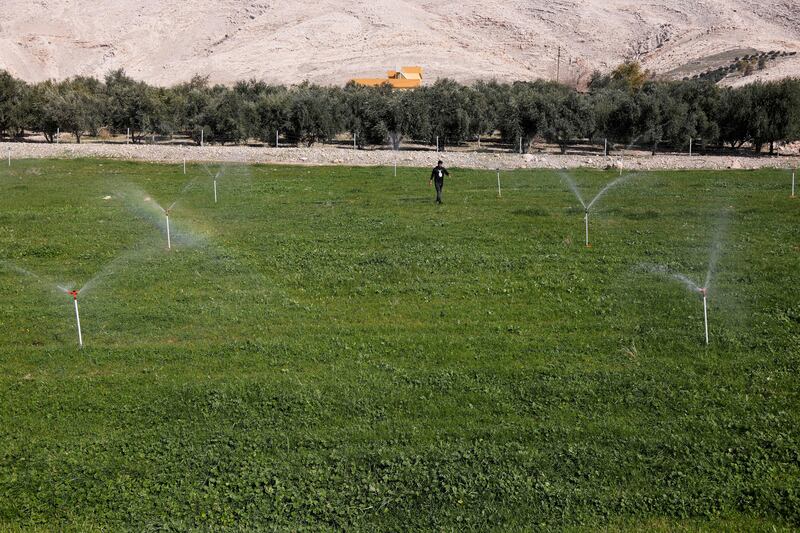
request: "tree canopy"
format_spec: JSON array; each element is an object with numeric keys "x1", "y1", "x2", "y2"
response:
[{"x1": 0, "y1": 65, "x2": 798, "y2": 153}]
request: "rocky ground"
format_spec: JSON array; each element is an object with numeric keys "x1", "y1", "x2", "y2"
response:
[
  {"x1": 1, "y1": 0, "x2": 799, "y2": 86},
  {"x1": 4, "y1": 141, "x2": 800, "y2": 171}
]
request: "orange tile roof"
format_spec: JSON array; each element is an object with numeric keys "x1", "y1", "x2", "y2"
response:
[
  {"x1": 351, "y1": 78, "x2": 422, "y2": 89},
  {"x1": 352, "y1": 66, "x2": 424, "y2": 88}
]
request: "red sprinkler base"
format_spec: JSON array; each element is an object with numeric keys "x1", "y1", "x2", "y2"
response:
[{"x1": 69, "y1": 290, "x2": 79, "y2": 300}]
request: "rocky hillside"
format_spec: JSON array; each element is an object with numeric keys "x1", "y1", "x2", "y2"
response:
[{"x1": 1, "y1": 0, "x2": 798, "y2": 86}]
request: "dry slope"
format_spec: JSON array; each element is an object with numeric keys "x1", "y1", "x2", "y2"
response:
[{"x1": 1, "y1": 0, "x2": 799, "y2": 86}]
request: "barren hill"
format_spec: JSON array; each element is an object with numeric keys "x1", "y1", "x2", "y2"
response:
[{"x1": 1, "y1": 0, "x2": 799, "y2": 86}]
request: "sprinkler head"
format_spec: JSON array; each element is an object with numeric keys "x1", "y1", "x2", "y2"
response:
[
  {"x1": 698, "y1": 287, "x2": 707, "y2": 297},
  {"x1": 69, "y1": 290, "x2": 79, "y2": 300}
]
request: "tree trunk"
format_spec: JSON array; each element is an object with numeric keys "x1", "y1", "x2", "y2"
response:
[
  {"x1": 769, "y1": 140, "x2": 774, "y2": 155},
  {"x1": 75, "y1": 131, "x2": 82, "y2": 144}
]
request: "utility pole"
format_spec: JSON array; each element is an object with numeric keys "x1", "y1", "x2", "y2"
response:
[{"x1": 556, "y1": 46, "x2": 562, "y2": 83}]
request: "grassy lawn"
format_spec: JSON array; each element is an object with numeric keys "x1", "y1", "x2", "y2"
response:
[{"x1": 0, "y1": 158, "x2": 798, "y2": 530}]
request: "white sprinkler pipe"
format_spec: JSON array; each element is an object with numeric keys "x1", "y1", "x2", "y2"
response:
[
  {"x1": 497, "y1": 170, "x2": 502, "y2": 197},
  {"x1": 166, "y1": 213, "x2": 171, "y2": 249},
  {"x1": 584, "y1": 210, "x2": 590, "y2": 247},
  {"x1": 702, "y1": 290, "x2": 709, "y2": 345},
  {"x1": 792, "y1": 170, "x2": 796, "y2": 198},
  {"x1": 71, "y1": 291, "x2": 83, "y2": 348},
  {"x1": 214, "y1": 180, "x2": 218, "y2": 203}
]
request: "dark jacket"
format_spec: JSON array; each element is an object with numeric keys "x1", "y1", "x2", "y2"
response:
[{"x1": 431, "y1": 165, "x2": 449, "y2": 183}]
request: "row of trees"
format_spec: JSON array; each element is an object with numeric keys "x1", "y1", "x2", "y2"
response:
[{"x1": 1, "y1": 64, "x2": 799, "y2": 153}]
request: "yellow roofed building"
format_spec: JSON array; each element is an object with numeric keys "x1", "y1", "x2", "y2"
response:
[{"x1": 352, "y1": 66, "x2": 424, "y2": 89}]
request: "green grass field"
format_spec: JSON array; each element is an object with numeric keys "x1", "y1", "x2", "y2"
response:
[{"x1": 0, "y1": 159, "x2": 798, "y2": 530}]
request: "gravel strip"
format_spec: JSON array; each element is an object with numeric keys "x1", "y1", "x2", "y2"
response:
[{"x1": 5, "y1": 142, "x2": 800, "y2": 171}]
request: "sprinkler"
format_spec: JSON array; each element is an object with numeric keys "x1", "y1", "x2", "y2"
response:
[
  {"x1": 69, "y1": 290, "x2": 83, "y2": 348},
  {"x1": 214, "y1": 178, "x2": 218, "y2": 203},
  {"x1": 497, "y1": 170, "x2": 502, "y2": 197},
  {"x1": 165, "y1": 209, "x2": 171, "y2": 249},
  {"x1": 584, "y1": 208, "x2": 590, "y2": 247},
  {"x1": 561, "y1": 170, "x2": 636, "y2": 249},
  {"x1": 641, "y1": 210, "x2": 728, "y2": 346},
  {"x1": 699, "y1": 287, "x2": 709, "y2": 345},
  {"x1": 792, "y1": 169, "x2": 796, "y2": 198}
]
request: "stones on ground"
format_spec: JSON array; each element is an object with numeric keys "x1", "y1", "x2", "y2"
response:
[{"x1": 4, "y1": 141, "x2": 800, "y2": 171}]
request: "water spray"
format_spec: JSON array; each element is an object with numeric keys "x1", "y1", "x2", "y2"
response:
[
  {"x1": 699, "y1": 287, "x2": 709, "y2": 345},
  {"x1": 561, "y1": 171, "x2": 636, "y2": 248},
  {"x1": 4, "y1": 254, "x2": 150, "y2": 349},
  {"x1": 69, "y1": 290, "x2": 83, "y2": 348},
  {"x1": 640, "y1": 209, "x2": 728, "y2": 345}
]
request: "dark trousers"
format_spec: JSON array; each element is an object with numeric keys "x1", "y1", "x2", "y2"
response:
[{"x1": 434, "y1": 180, "x2": 443, "y2": 203}]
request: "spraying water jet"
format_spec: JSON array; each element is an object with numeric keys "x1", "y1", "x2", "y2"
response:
[
  {"x1": 639, "y1": 210, "x2": 729, "y2": 345},
  {"x1": 203, "y1": 164, "x2": 226, "y2": 204},
  {"x1": 561, "y1": 171, "x2": 638, "y2": 248}
]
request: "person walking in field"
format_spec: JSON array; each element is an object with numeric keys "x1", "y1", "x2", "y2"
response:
[{"x1": 429, "y1": 160, "x2": 450, "y2": 204}]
